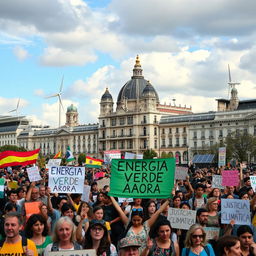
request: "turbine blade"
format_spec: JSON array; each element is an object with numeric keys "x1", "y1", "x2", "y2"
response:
[
  {"x1": 9, "y1": 109, "x2": 16, "y2": 113},
  {"x1": 45, "y1": 93, "x2": 58, "y2": 99},
  {"x1": 228, "y1": 64, "x2": 231, "y2": 83},
  {"x1": 16, "y1": 98, "x2": 20, "y2": 110},
  {"x1": 59, "y1": 75, "x2": 64, "y2": 93},
  {"x1": 59, "y1": 95, "x2": 64, "y2": 110}
]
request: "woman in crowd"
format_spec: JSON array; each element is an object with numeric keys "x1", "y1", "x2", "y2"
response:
[
  {"x1": 94, "y1": 192, "x2": 105, "y2": 207},
  {"x1": 181, "y1": 224, "x2": 215, "y2": 256},
  {"x1": 61, "y1": 203, "x2": 78, "y2": 225},
  {"x1": 110, "y1": 196, "x2": 170, "y2": 254},
  {"x1": 144, "y1": 200, "x2": 157, "y2": 221},
  {"x1": 44, "y1": 216, "x2": 81, "y2": 255},
  {"x1": 237, "y1": 225, "x2": 256, "y2": 256},
  {"x1": 25, "y1": 214, "x2": 52, "y2": 256},
  {"x1": 208, "y1": 188, "x2": 221, "y2": 200},
  {"x1": 39, "y1": 203, "x2": 51, "y2": 234},
  {"x1": 76, "y1": 201, "x2": 93, "y2": 223},
  {"x1": 217, "y1": 235, "x2": 241, "y2": 256},
  {"x1": 206, "y1": 197, "x2": 220, "y2": 228},
  {"x1": 142, "y1": 219, "x2": 179, "y2": 256},
  {"x1": 84, "y1": 219, "x2": 117, "y2": 256}
]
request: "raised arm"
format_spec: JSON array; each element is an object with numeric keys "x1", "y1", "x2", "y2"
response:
[{"x1": 110, "y1": 196, "x2": 129, "y2": 225}]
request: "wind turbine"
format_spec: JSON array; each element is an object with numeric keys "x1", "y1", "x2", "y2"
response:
[
  {"x1": 45, "y1": 76, "x2": 64, "y2": 128},
  {"x1": 227, "y1": 64, "x2": 240, "y2": 99},
  {"x1": 9, "y1": 98, "x2": 20, "y2": 116}
]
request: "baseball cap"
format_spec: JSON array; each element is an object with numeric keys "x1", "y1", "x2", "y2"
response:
[{"x1": 119, "y1": 237, "x2": 141, "y2": 249}]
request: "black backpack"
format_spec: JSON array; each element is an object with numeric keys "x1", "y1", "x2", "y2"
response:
[{"x1": 0, "y1": 236, "x2": 27, "y2": 252}]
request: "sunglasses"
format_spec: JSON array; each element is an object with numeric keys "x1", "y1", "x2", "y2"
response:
[
  {"x1": 132, "y1": 208, "x2": 143, "y2": 212},
  {"x1": 192, "y1": 234, "x2": 204, "y2": 239}
]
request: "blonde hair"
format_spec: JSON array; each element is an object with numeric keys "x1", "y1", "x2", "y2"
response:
[
  {"x1": 52, "y1": 216, "x2": 76, "y2": 243},
  {"x1": 184, "y1": 224, "x2": 206, "y2": 248},
  {"x1": 206, "y1": 197, "x2": 218, "y2": 211}
]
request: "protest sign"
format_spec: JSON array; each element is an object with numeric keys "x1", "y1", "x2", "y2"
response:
[
  {"x1": 25, "y1": 201, "x2": 41, "y2": 221},
  {"x1": 204, "y1": 227, "x2": 220, "y2": 241},
  {"x1": 125, "y1": 152, "x2": 136, "y2": 159},
  {"x1": 48, "y1": 159, "x2": 61, "y2": 166},
  {"x1": 48, "y1": 166, "x2": 85, "y2": 193},
  {"x1": 27, "y1": 166, "x2": 41, "y2": 182},
  {"x1": 167, "y1": 208, "x2": 196, "y2": 230},
  {"x1": 174, "y1": 166, "x2": 188, "y2": 180},
  {"x1": 118, "y1": 198, "x2": 134, "y2": 203},
  {"x1": 137, "y1": 154, "x2": 143, "y2": 159},
  {"x1": 97, "y1": 177, "x2": 110, "y2": 190},
  {"x1": 81, "y1": 185, "x2": 91, "y2": 202},
  {"x1": 104, "y1": 150, "x2": 121, "y2": 164},
  {"x1": 222, "y1": 170, "x2": 239, "y2": 186},
  {"x1": 221, "y1": 199, "x2": 250, "y2": 225},
  {"x1": 218, "y1": 147, "x2": 226, "y2": 167},
  {"x1": 8, "y1": 180, "x2": 18, "y2": 189},
  {"x1": 109, "y1": 158, "x2": 175, "y2": 198},
  {"x1": 49, "y1": 249, "x2": 96, "y2": 256},
  {"x1": 250, "y1": 176, "x2": 256, "y2": 192},
  {"x1": 212, "y1": 175, "x2": 224, "y2": 189}
]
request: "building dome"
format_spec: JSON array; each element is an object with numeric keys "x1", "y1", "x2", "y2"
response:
[
  {"x1": 117, "y1": 55, "x2": 159, "y2": 102},
  {"x1": 67, "y1": 104, "x2": 77, "y2": 112},
  {"x1": 142, "y1": 81, "x2": 158, "y2": 98},
  {"x1": 101, "y1": 88, "x2": 113, "y2": 101}
]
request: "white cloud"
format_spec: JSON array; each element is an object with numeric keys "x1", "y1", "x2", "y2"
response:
[{"x1": 13, "y1": 46, "x2": 28, "y2": 60}]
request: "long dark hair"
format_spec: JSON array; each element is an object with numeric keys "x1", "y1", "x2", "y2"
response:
[
  {"x1": 84, "y1": 224, "x2": 110, "y2": 256},
  {"x1": 144, "y1": 200, "x2": 157, "y2": 220},
  {"x1": 25, "y1": 214, "x2": 48, "y2": 238}
]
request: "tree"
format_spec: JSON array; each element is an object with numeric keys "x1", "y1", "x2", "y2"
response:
[
  {"x1": 225, "y1": 132, "x2": 256, "y2": 162},
  {"x1": 78, "y1": 153, "x2": 86, "y2": 166},
  {"x1": 0, "y1": 145, "x2": 27, "y2": 152},
  {"x1": 143, "y1": 149, "x2": 157, "y2": 159},
  {"x1": 161, "y1": 152, "x2": 173, "y2": 158}
]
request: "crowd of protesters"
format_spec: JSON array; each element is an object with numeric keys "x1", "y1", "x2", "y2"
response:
[{"x1": 0, "y1": 164, "x2": 256, "y2": 256}]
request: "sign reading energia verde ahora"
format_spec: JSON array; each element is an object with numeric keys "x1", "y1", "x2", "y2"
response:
[{"x1": 109, "y1": 158, "x2": 175, "y2": 198}]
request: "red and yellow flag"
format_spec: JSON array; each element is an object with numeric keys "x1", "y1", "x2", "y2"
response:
[
  {"x1": 53, "y1": 151, "x2": 61, "y2": 159},
  {"x1": 86, "y1": 156, "x2": 103, "y2": 168},
  {"x1": 0, "y1": 149, "x2": 40, "y2": 168}
]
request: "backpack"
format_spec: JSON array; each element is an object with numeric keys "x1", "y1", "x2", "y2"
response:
[
  {"x1": 185, "y1": 245, "x2": 210, "y2": 256},
  {"x1": 0, "y1": 236, "x2": 27, "y2": 252},
  {"x1": 51, "y1": 241, "x2": 81, "y2": 251}
]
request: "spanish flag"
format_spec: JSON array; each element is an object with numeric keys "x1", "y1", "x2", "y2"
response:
[
  {"x1": 86, "y1": 156, "x2": 103, "y2": 168},
  {"x1": 53, "y1": 151, "x2": 61, "y2": 159},
  {"x1": 0, "y1": 149, "x2": 40, "y2": 168}
]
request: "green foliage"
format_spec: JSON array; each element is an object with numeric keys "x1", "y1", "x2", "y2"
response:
[
  {"x1": 78, "y1": 153, "x2": 86, "y2": 166},
  {"x1": 143, "y1": 149, "x2": 157, "y2": 159},
  {"x1": 0, "y1": 145, "x2": 27, "y2": 152},
  {"x1": 37, "y1": 155, "x2": 46, "y2": 169},
  {"x1": 161, "y1": 152, "x2": 173, "y2": 158}
]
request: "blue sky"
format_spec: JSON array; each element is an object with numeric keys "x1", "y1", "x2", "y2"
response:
[{"x1": 1, "y1": 0, "x2": 256, "y2": 127}]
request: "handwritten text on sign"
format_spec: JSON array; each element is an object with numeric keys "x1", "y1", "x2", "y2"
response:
[
  {"x1": 49, "y1": 166, "x2": 85, "y2": 194},
  {"x1": 221, "y1": 199, "x2": 250, "y2": 225},
  {"x1": 222, "y1": 170, "x2": 239, "y2": 186},
  {"x1": 109, "y1": 158, "x2": 175, "y2": 198},
  {"x1": 250, "y1": 176, "x2": 256, "y2": 192},
  {"x1": 175, "y1": 166, "x2": 188, "y2": 180},
  {"x1": 167, "y1": 208, "x2": 196, "y2": 230},
  {"x1": 27, "y1": 166, "x2": 42, "y2": 182},
  {"x1": 49, "y1": 249, "x2": 96, "y2": 256},
  {"x1": 212, "y1": 175, "x2": 224, "y2": 189}
]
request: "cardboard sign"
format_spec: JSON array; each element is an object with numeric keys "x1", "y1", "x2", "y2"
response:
[
  {"x1": 97, "y1": 177, "x2": 110, "y2": 190},
  {"x1": 221, "y1": 199, "x2": 250, "y2": 225},
  {"x1": 250, "y1": 176, "x2": 256, "y2": 192},
  {"x1": 27, "y1": 166, "x2": 42, "y2": 182},
  {"x1": 118, "y1": 198, "x2": 134, "y2": 203},
  {"x1": 204, "y1": 227, "x2": 220, "y2": 241},
  {"x1": 47, "y1": 159, "x2": 61, "y2": 166},
  {"x1": 104, "y1": 150, "x2": 121, "y2": 164},
  {"x1": 167, "y1": 208, "x2": 196, "y2": 230},
  {"x1": 212, "y1": 175, "x2": 224, "y2": 189},
  {"x1": 81, "y1": 185, "x2": 91, "y2": 202},
  {"x1": 175, "y1": 166, "x2": 188, "y2": 180},
  {"x1": 109, "y1": 158, "x2": 175, "y2": 199},
  {"x1": 25, "y1": 201, "x2": 41, "y2": 221},
  {"x1": 49, "y1": 249, "x2": 96, "y2": 256},
  {"x1": 48, "y1": 166, "x2": 85, "y2": 193},
  {"x1": 222, "y1": 170, "x2": 239, "y2": 186},
  {"x1": 218, "y1": 147, "x2": 226, "y2": 167}
]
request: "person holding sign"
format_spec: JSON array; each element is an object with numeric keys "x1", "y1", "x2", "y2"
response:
[
  {"x1": 181, "y1": 224, "x2": 215, "y2": 256},
  {"x1": 110, "y1": 196, "x2": 171, "y2": 254},
  {"x1": 141, "y1": 219, "x2": 179, "y2": 256}
]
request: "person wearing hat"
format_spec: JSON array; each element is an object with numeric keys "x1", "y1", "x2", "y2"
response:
[
  {"x1": 84, "y1": 219, "x2": 117, "y2": 256},
  {"x1": 118, "y1": 237, "x2": 140, "y2": 256}
]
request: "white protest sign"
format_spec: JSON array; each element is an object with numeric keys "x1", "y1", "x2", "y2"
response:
[
  {"x1": 104, "y1": 150, "x2": 121, "y2": 163},
  {"x1": 212, "y1": 175, "x2": 224, "y2": 189},
  {"x1": 48, "y1": 166, "x2": 85, "y2": 194},
  {"x1": 136, "y1": 154, "x2": 143, "y2": 159},
  {"x1": 48, "y1": 159, "x2": 61, "y2": 166},
  {"x1": 97, "y1": 177, "x2": 110, "y2": 190},
  {"x1": 49, "y1": 249, "x2": 96, "y2": 256},
  {"x1": 167, "y1": 208, "x2": 196, "y2": 230},
  {"x1": 204, "y1": 227, "x2": 220, "y2": 241},
  {"x1": 27, "y1": 166, "x2": 41, "y2": 182},
  {"x1": 175, "y1": 166, "x2": 188, "y2": 180},
  {"x1": 250, "y1": 176, "x2": 256, "y2": 192},
  {"x1": 81, "y1": 185, "x2": 91, "y2": 202},
  {"x1": 125, "y1": 152, "x2": 136, "y2": 159},
  {"x1": 118, "y1": 198, "x2": 134, "y2": 203},
  {"x1": 221, "y1": 199, "x2": 250, "y2": 225}
]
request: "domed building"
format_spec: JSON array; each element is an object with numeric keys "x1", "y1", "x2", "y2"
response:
[
  {"x1": 98, "y1": 55, "x2": 192, "y2": 157},
  {"x1": 66, "y1": 104, "x2": 78, "y2": 127}
]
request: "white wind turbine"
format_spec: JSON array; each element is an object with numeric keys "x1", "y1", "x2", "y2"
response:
[
  {"x1": 9, "y1": 98, "x2": 20, "y2": 116},
  {"x1": 45, "y1": 76, "x2": 64, "y2": 128}
]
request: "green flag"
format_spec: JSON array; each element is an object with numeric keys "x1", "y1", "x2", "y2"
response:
[
  {"x1": 0, "y1": 178, "x2": 5, "y2": 198},
  {"x1": 65, "y1": 146, "x2": 75, "y2": 162},
  {"x1": 109, "y1": 158, "x2": 175, "y2": 198}
]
